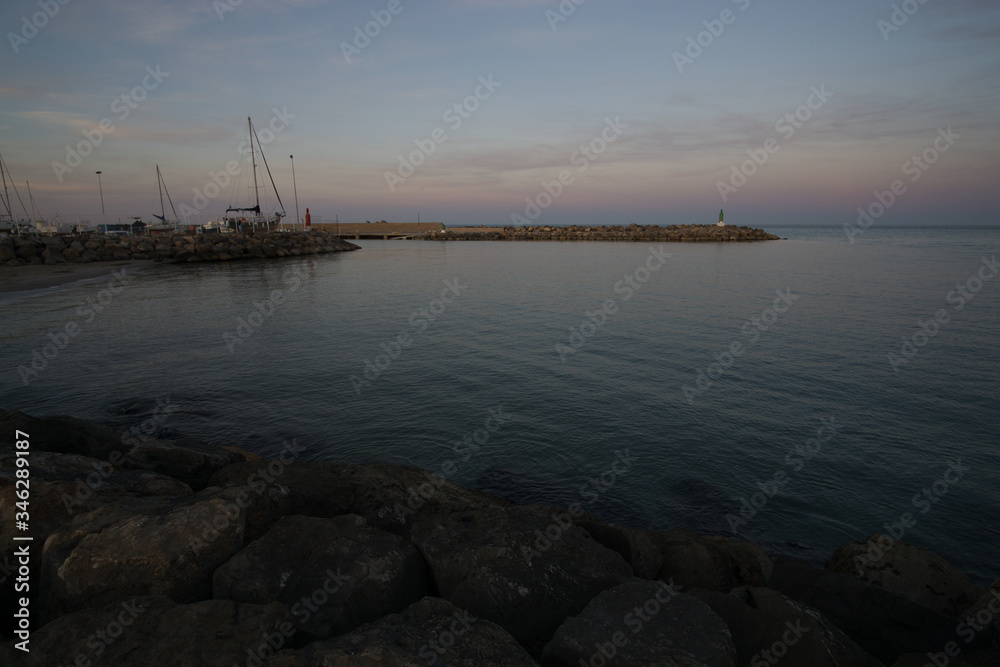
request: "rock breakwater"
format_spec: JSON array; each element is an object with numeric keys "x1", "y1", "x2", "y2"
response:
[
  {"x1": 1, "y1": 409, "x2": 997, "y2": 666},
  {"x1": 427, "y1": 224, "x2": 780, "y2": 242},
  {"x1": 1, "y1": 231, "x2": 358, "y2": 267}
]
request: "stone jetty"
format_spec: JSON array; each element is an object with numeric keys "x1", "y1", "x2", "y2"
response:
[
  {"x1": 0, "y1": 230, "x2": 358, "y2": 267},
  {"x1": 426, "y1": 224, "x2": 780, "y2": 242},
  {"x1": 2, "y1": 409, "x2": 998, "y2": 666}
]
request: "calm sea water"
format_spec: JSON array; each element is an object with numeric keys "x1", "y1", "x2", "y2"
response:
[{"x1": 2, "y1": 226, "x2": 998, "y2": 584}]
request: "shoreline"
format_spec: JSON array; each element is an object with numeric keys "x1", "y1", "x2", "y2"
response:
[
  {"x1": 0, "y1": 260, "x2": 156, "y2": 294},
  {"x1": 1, "y1": 409, "x2": 997, "y2": 665}
]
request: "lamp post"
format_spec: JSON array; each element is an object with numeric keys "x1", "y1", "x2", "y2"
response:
[
  {"x1": 290, "y1": 155, "x2": 300, "y2": 231},
  {"x1": 95, "y1": 171, "x2": 105, "y2": 230}
]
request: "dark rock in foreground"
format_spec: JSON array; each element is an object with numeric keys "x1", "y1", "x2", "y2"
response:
[
  {"x1": 1, "y1": 409, "x2": 997, "y2": 666},
  {"x1": 213, "y1": 514, "x2": 429, "y2": 639},
  {"x1": 410, "y1": 504, "x2": 633, "y2": 652},
  {"x1": 543, "y1": 579, "x2": 738, "y2": 666},
  {"x1": 690, "y1": 585, "x2": 882, "y2": 666},
  {"x1": 0, "y1": 596, "x2": 293, "y2": 667},
  {"x1": 269, "y1": 597, "x2": 537, "y2": 666},
  {"x1": 769, "y1": 555, "x2": 985, "y2": 662},
  {"x1": 827, "y1": 534, "x2": 985, "y2": 617},
  {"x1": 39, "y1": 484, "x2": 285, "y2": 621}
]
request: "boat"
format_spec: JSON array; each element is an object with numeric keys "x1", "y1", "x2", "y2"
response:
[
  {"x1": 223, "y1": 116, "x2": 286, "y2": 233},
  {"x1": 148, "y1": 165, "x2": 180, "y2": 234}
]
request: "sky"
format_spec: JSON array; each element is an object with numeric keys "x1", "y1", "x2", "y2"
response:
[{"x1": 1, "y1": 0, "x2": 999, "y2": 228}]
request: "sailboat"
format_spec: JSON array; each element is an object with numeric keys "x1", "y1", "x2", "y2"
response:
[
  {"x1": 218, "y1": 116, "x2": 286, "y2": 233},
  {"x1": 0, "y1": 152, "x2": 22, "y2": 233},
  {"x1": 148, "y1": 165, "x2": 180, "y2": 234}
]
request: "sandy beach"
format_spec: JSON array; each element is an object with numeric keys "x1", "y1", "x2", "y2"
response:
[{"x1": 0, "y1": 260, "x2": 154, "y2": 294}]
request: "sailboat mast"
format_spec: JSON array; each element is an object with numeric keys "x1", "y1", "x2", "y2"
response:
[
  {"x1": 0, "y1": 153, "x2": 13, "y2": 222},
  {"x1": 27, "y1": 180, "x2": 40, "y2": 221},
  {"x1": 249, "y1": 116, "x2": 260, "y2": 214},
  {"x1": 157, "y1": 165, "x2": 166, "y2": 219}
]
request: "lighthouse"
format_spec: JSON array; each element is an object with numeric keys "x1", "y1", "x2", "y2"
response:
[{"x1": 717, "y1": 209, "x2": 725, "y2": 227}]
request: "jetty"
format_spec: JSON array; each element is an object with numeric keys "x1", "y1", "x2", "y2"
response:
[
  {"x1": 293, "y1": 222, "x2": 779, "y2": 242},
  {"x1": 424, "y1": 224, "x2": 779, "y2": 242}
]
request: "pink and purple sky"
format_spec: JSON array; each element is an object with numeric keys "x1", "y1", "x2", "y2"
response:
[{"x1": 1, "y1": 0, "x2": 998, "y2": 228}]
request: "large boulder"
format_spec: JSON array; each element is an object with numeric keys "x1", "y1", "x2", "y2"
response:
[
  {"x1": 956, "y1": 581, "x2": 1000, "y2": 648},
  {"x1": 0, "y1": 409, "x2": 127, "y2": 460},
  {"x1": 893, "y1": 651, "x2": 1000, "y2": 667},
  {"x1": 269, "y1": 597, "x2": 537, "y2": 666},
  {"x1": 213, "y1": 514, "x2": 429, "y2": 639},
  {"x1": 651, "y1": 528, "x2": 771, "y2": 592},
  {"x1": 827, "y1": 535, "x2": 984, "y2": 617},
  {"x1": 574, "y1": 518, "x2": 663, "y2": 579},
  {"x1": 0, "y1": 450, "x2": 191, "y2": 636},
  {"x1": 41, "y1": 247, "x2": 67, "y2": 264},
  {"x1": 542, "y1": 579, "x2": 737, "y2": 666},
  {"x1": 573, "y1": 521, "x2": 771, "y2": 591},
  {"x1": 124, "y1": 436, "x2": 247, "y2": 490},
  {"x1": 770, "y1": 555, "x2": 986, "y2": 663},
  {"x1": 409, "y1": 504, "x2": 633, "y2": 652},
  {"x1": 209, "y1": 460, "x2": 509, "y2": 536},
  {"x1": 39, "y1": 484, "x2": 284, "y2": 620},
  {"x1": 0, "y1": 450, "x2": 191, "y2": 547},
  {"x1": 690, "y1": 586, "x2": 883, "y2": 666},
  {"x1": 0, "y1": 596, "x2": 294, "y2": 666}
]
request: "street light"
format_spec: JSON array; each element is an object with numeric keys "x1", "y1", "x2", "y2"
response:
[
  {"x1": 95, "y1": 171, "x2": 105, "y2": 230},
  {"x1": 290, "y1": 155, "x2": 300, "y2": 231}
]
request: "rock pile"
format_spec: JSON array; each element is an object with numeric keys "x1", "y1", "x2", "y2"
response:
[
  {"x1": 1, "y1": 409, "x2": 997, "y2": 666},
  {"x1": 427, "y1": 224, "x2": 780, "y2": 242},
  {"x1": 0, "y1": 231, "x2": 358, "y2": 267}
]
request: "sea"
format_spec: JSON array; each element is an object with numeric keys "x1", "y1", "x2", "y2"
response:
[{"x1": 2, "y1": 226, "x2": 998, "y2": 585}]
